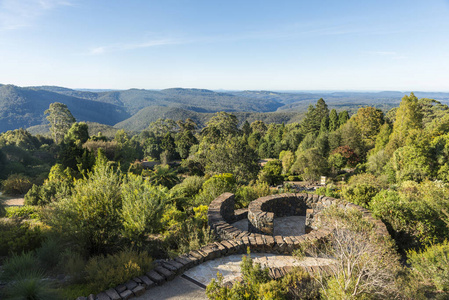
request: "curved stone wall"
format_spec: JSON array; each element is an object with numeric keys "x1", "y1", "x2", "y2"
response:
[{"x1": 207, "y1": 192, "x2": 389, "y2": 255}]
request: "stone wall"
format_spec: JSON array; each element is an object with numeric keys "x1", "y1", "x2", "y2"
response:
[{"x1": 247, "y1": 193, "x2": 327, "y2": 235}]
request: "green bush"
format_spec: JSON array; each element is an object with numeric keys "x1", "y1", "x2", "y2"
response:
[
  {"x1": 341, "y1": 174, "x2": 381, "y2": 208},
  {"x1": 46, "y1": 153, "x2": 123, "y2": 256},
  {"x1": 235, "y1": 182, "x2": 271, "y2": 208},
  {"x1": 3, "y1": 273, "x2": 60, "y2": 300},
  {"x1": 195, "y1": 173, "x2": 236, "y2": 205},
  {"x1": 370, "y1": 181, "x2": 449, "y2": 251},
  {"x1": 84, "y1": 248, "x2": 153, "y2": 293},
  {"x1": 315, "y1": 184, "x2": 340, "y2": 198},
  {"x1": 281, "y1": 268, "x2": 320, "y2": 300},
  {"x1": 0, "y1": 220, "x2": 44, "y2": 256},
  {"x1": 162, "y1": 205, "x2": 215, "y2": 255},
  {"x1": 170, "y1": 175, "x2": 206, "y2": 209},
  {"x1": 59, "y1": 250, "x2": 87, "y2": 284},
  {"x1": 170, "y1": 175, "x2": 205, "y2": 198},
  {"x1": 35, "y1": 237, "x2": 63, "y2": 270},
  {"x1": 1, "y1": 252, "x2": 41, "y2": 281},
  {"x1": 121, "y1": 174, "x2": 169, "y2": 245},
  {"x1": 1, "y1": 173, "x2": 33, "y2": 195},
  {"x1": 5, "y1": 205, "x2": 40, "y2": 219},
  {"x1": 206, "y1": 252, "x2": 319, "y2": 300},
  {"x1": 207, "y1": 252, "x2": 272, "y2": 300},
  {"x1": 407, "y1": 240, "x2": 449, "y2": 292}
]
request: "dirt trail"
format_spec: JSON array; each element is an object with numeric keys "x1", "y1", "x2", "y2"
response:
[{"x1": 2, "y1": 198, "x2": 24, "y2": 206}]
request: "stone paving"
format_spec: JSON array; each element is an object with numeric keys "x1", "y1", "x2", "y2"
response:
[
  {"x1": 231, "y1": 216, "x2": 306, "y2": 237},
  {"x1": 184, "y1": 253, "x2": 334, "y2": 286},
  {"x1": 132, "y1": 276, "x2": 207, "y2": 300}
]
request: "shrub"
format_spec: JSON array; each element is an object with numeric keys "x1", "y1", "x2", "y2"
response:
[
  {"x1": 0, "y1": 220, "x2": 44, "y2": 256},
  {"x1": 341, "y1": 173, "x2": 382, "y2": 208},
  {"x1": 84, "y1": 248, "x2": 153, "y2": 293},
  {"x1": 59, "y1": 250, "x2": 87, "y2": 284},
  {"x1": 1, "y1": 173, "x2": 33, "y2": 195},
  {"x1": 235, "y1": 182, "x2": 271, "y2": 208},
  {"x1": 207, "y1": 252, "x2": 272, "y2": 300},
  {"x1": 315, "y1": 184, "x2": 340, "y2": 198},
  {"x1": 35, "y1": 237, "x2": 63, "y2": 270},
  {"x1": 121, "y1": 174, "x2": 169, "y2": 245},
  {"x1": 171, "y1": 175, "x2": 205, "y2": 198},
  {"x1": 195, "y1": 173, "x2": 236, "y2": 205},
  {"x1": 170, "y1": 175, "x2": 206, "y2": 209},
  {"x1": 316, "y1": 206, "x2": 401, "y2": 299},
  {"x1": 407, "y1": 240, "x2": 449, "y2": 292},
  {"x1": 162, "y1": 204, "x2": 215, "y2": 255},
  {"x1": 46, "y1": 153, "x2": 123, "y2": 256},
  {"x1": 146, "y1": 164, "x2": 179, "y2": 188},
  {"x1": 5, "y1": 205, "x2": 40, "y2": 219},
  {"x1": 3, "y1": 273, "x2": 60, "y2": 300},
  {"x1": 281, "y1": 268, "x2": 320, "y2": 300},
  {"x1": 258, "y1": 159, "x2": 283, "y2": 186},
  {"x1": 370, "y1": 181, "x2": 449, "y2": 251},
  {"x1": 1, "y1": 252, "x2": 41, "y2": 281}
]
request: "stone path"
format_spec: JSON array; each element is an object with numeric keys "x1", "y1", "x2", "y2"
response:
[
  {"x1": 132, "y1": 253, "x2": 334, "y2": 300},
  {"x1": 133, "y1": 276, "x2": 207, "y2": 300},
  {"x1": 231, "y1": 216, "x2": 306, "y2": 236}
]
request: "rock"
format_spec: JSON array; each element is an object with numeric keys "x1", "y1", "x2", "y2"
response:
[
  {"x1": 96, "y1": 292, "x2": 111, "y2": 300},
  {"x1": 132, "y1": 285, "x2": 146, "y2": 296},
  {"x1": 105, "y1": 288, "x2": 121, "y2": 300},
  {"x1": 120, "y1": 289, "x2": 133, "y2": 300}
]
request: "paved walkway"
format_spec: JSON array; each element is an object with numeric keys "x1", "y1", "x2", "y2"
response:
[
  {"x1": 133, "y1": 253, "x2": 334, "y2": 300},
  {"x1": 132, "y1": 217, "x2": 313, "y2": 299},
  {"x1": 231, "y1": 216, "x2": 306, "y2": 236},
  {"x1": 133, "y1": 276, "x2": 207, "y2": 300}
]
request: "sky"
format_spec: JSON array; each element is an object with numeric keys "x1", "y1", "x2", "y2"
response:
[{"x1": 0, "y1": 0, "x2": 448, "y2": 91}]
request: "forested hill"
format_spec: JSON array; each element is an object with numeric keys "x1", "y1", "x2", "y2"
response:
[
  {"x1": 231, "y1": 90, "x2": 449, "y2": 114},
  {"x1": 114, "y1": 106, "x2": 304, "y2": 131},
  {"x1": 2, "y1": 84, "x2": 449, "y2": 133},
  {"x1": 33, "y1": 86, "x2": 283, "y2": 114},
  {"x1": 0, "y1": 85, "x2": 130, "y2": 132}
]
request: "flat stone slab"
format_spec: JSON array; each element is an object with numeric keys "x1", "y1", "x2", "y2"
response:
[
  {"x1": 231, "y1": 216, "x2": 306, "y2": 237},
  {"x1": 132, "y1": 276, "x2": 207, "y2": 300},
  {"x1": 183, "y1": 253, "x2": 334, "y2": 286},
  {"x1": 273, "y1": 216, "x2": 306, "y2": 236}
]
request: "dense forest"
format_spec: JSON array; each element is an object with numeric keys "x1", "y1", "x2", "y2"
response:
[
  {"x1": 3, "y1": 83, "x2": 449, "y2": 133},
  {"x1": 0, "y1": 93, "x2": 448, "y2": 299}
]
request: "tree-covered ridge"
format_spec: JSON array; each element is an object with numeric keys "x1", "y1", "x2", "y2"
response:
[
  {"x1": 3, "y1": 83, "x2": 449, "y2": 134},
  {"x1": 0, "y1": 85, "x2": 130, "y2": 132}
]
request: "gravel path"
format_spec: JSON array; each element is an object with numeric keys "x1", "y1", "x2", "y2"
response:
[{"x1": 2, "y1": 198, "x2": 25, "y2": 206}]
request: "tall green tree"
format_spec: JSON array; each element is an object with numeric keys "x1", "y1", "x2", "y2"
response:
[
  {"x1": 64, "y1": 122, "x2": 89, "y2": 145},
  {"x1": 201, "y1": 112, "x2": 239, "y2": 143},
  {"x1": 385, "y1": 93, "x2": 423, "y2": 155},
  {"x1": 301, "y1": 98, "x2": 329, "y2": 135},
  {"x1": 351, "y1": 107, "x2": 384, "y2": 147},
  {"x1": 45, "y1": 102, "x2": 76, "y2": 144},
  {"x1": 338, "y1": 110, "x2": 350, "y2": 126},
  {"x1": 329, "y1": 109, "x2": 339, "y2": 131}
]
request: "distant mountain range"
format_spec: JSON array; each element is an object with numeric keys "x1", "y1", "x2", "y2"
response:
[{"x1": 1, "y1": 84, "x2": 449, "y2": 133}]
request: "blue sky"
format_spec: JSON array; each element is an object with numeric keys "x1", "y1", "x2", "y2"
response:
[{"x1": 0, "y1": 0, "x2": 448, "y2": 91}]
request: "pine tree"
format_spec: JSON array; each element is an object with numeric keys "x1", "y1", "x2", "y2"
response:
[{"x1": 329, "y1": 109, "x2": 339, "y2": 131}]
